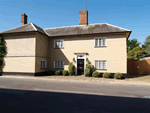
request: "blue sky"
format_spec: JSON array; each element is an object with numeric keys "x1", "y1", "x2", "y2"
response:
[{"x1": 0, "y1": 0, "x2": 150, "y2": 45}]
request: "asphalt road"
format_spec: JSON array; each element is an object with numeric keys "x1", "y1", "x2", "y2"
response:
[{"x1": 0, "y1": 76, "x2": 150, "y2": 113}]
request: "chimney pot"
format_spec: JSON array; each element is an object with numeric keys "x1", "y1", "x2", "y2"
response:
[
  {"x1": 21, "y1": 13, "x2": 28, "y2": 25},
  {"x1": 79, "y1": 10, "x2": 88, "y2": 25}
]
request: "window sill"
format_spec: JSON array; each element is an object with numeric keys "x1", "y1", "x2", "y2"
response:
[{"x1": 94, "y1": 46, "x2": 107, "y2": 48}]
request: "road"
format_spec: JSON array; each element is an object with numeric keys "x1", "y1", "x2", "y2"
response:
[{"x1": 0, "y1": 76, "x2": 150, "y2": 113}]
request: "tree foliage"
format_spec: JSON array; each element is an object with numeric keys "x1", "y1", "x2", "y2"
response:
[
  {"x1": 127, "y1": 46, "x2": 148, "y2": 60},
  {"x1": 144, "y1": 35, "x2": 150, "y2": 53},
  {"x1": 127, "y1": 38, "x2": 141, "y2": 53},
  {"x1": 0, "y1": 35, "x2": 6, "y2": 69}
]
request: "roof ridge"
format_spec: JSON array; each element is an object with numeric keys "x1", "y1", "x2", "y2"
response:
[
  {"x1": 105, "y1": 23, "x2": 131, "y2": 31},
  {"x1": 31, "y1": 23, "x2": 37, "y2": 31},
  {"x1": 44, "y1": 24, "x2": 87, "y2": 30},
  {"x1": 0, "y1": 23, "x2": 32, "y2": 33}
]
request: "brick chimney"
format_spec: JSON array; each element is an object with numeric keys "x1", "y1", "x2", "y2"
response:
[
  {"x1": 21, "y1": 13, "x2": 28, "y2": 25},
  {"x1": 79, "y1": 10, "x2": 88, "y2": 25}
]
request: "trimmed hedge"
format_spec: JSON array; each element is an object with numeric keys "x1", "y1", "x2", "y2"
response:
[
  {"x1": 114, "y1": 73, "x2": 123, "y2": 79},
  {"x1": 62, "y1": 70, "x2": 68, "y2": 76},
  {"x1": 92, "y1": 71, "x2": 100, "y2": 77},
  {"x1": 55, "y1": 70, "x2": 61, "y2": 75},
  {"x1": 102, "y1": 72, "x2": 111, "y2": 78}
]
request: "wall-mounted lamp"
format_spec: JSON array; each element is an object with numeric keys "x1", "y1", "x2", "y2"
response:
[{"x1": 86, "y1": 58, "x2": 89, "y2": 61}]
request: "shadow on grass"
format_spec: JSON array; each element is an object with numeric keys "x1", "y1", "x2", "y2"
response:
[{"x1": 0, "y1": 88, "x2": 150, "y2": 113}]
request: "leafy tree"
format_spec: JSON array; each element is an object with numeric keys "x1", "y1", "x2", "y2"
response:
[
  {"x1": 144, "y1": 35, "x2": 150, "y2": 53},
  {"x1": 127, "y1": 38, "x2": 141, "y2": 53},
  {"x1": 127, "y1": 46, "x2": 148, "y2": 60},
  {"x1": 0, "y1": 35, "x2": 6, "y2": 70}
]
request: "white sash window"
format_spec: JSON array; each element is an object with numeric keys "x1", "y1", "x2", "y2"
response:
[{"x1": 95, "y1": 60, "x2": 107, "y2": 70}]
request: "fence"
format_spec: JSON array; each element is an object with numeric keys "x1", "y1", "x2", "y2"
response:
[{"x1": 127, "y1": 58, "x2": 150, "y2": 75}]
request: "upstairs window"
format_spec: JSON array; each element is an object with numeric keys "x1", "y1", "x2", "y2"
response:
[
  {"x1": 54, "y1": 39, "x2": 64, "y2": 48},
  {"x1": 95, "y1": 38, "x2": 107, "y2": 47}
]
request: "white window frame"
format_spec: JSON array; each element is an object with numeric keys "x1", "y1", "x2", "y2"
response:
[
  {"x1": 54, "y1": 61, "x2": 64, "y2": 69},
  {"x1": 54, "y1": 39, "x2": 64, "y2": 48},
  {"x1": 94, "y1": 37, "x2": 107, "y2": 47},
  {"x1": 40, "y1": 60, "x2": 47, "y2": 69},
  {"x1": 95, "y1": 60, "x2": 107, "y2": 70}
]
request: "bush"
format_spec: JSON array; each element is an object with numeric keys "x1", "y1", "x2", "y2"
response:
[
  {"x1": 103, "y1": 72, "x2": 111, "y2": 78},
  {"x1": 62, "y1": 70, "x2": 68, "y2": 76},
  {"x1": 47, "y1": 70, "x2": 55, "y2": 75},
  {"x1": 55, "y1": 70, "x2": 61, "y2": 75},
  {"x1": 68, "y1": 62, "x2": 75, "y2": 75},
  {"x1": 92, "y1": 71, "x2": 100, "y2": 77},
  {"x1": 85, "y1": 61, "x2": 94, "y2": 77},
  {"x1": 114, "y1": 73, "x2": 123, "y2": 79}
]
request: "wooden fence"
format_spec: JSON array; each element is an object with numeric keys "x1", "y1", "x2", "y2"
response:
[{"x1": 127, "y1": 59, "x2": 150, "y2": 75}]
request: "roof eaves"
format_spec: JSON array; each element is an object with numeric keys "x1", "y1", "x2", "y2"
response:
[{"x1": 48, "y1": 31, "x2": 131, "y2": 38}]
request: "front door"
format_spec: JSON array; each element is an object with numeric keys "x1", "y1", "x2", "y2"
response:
[{"x1": 77, "y1": 59, "x2": 84, "y2": 75}]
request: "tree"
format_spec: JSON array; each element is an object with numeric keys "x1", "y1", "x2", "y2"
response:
[
  {"x1": 127, "y1": 46, "x2": 148, "y2": 60},
  {"x1": 144, "y1": 35, "x2": 150, "y2": 53},
  {"x1": 0, "y1": 35, "x2": 6, "y2": 70},
  {"x1": 127, "y1": 38, "x2": 141, "y2": 53}
]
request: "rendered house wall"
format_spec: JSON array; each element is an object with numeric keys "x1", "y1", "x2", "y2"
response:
[
  {"x1": 35, "y1": 33, "x2": 49, "y2": 73},
  {"x1": 2, "y1": 33, "x2": 36, "y2": 73},
  {"x1": 47, "y1": 34, "x2": 127, "y2": 74}
]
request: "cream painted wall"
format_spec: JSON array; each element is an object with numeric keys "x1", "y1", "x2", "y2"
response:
[
  {"x1": 48, "y1": 34, "x2": 127, "y2": 74},
  {"x1": 3, "y1": 34, "x2": 36, "y2": 56},
  {"x1": 35, "y1": 33, "x2": 49, "y2": 73},
  {"x1": 2, "y1": 33, "x2": 36, "y2": 73},
  {"x1": 3, "y1": 57, "x2": 35, "y2": 73}
]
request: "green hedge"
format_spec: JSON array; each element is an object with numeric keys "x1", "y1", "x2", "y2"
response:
[
  {"x1": 55, "y1": 70, "x2": 61, "y2": 75},
  {"x1": 102, "y1": 72, "x2": 111, "y2": 78},
  {"x1": 114, "y1": 73, "x2": 123, "y2": 79},
  {"x1": 62, "y1": 70, "x2": 68, "y2": 76},
  {"x1": 92, "y1": 71, "x2": 100, "y2": 77}
]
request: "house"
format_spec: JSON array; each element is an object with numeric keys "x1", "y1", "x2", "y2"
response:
[{"x1": 0, "y1": 10, "x2": 131, "y2": 77}]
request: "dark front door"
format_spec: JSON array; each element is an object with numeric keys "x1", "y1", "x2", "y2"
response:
[{"x1": 77, "y1": 59, "x2": 84, "y2": 75}]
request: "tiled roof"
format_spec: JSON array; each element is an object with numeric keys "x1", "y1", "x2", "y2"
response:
[
  {"x1": 44, "y1": 23, "x2": 131, "y2": 37},
  {"x1": 0, "y1": 23, "x2": 48, "y2": 36},
  {"x1": 0, "y1": 23, "x2": 131, "y2": 37}
]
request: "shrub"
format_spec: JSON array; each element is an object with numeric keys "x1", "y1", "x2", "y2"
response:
[
  {"x1": 47, "y1": 70, "x2": 55, "y2": 75},
  {"x1": 85, "y1": 61, "x2": 94, "y2": 77},
  {"x1": 55, "y1": 70, "x2": 61, "y2": 75},
  {"x1": 103, "y1": 72, "x2": 111, "y2": 78},
  {"x1": 92, "y1": 71, "x2": 100, "y2": 77},
  {"x1": 68, "y1": 62, "x2": 75, "y2": 75},
  {"x1": 62, "y1": 70, "x2": 68, "y2": 76},
  {"x1": 114, "y1": 73, "x2": 123, "y2": 79}
]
